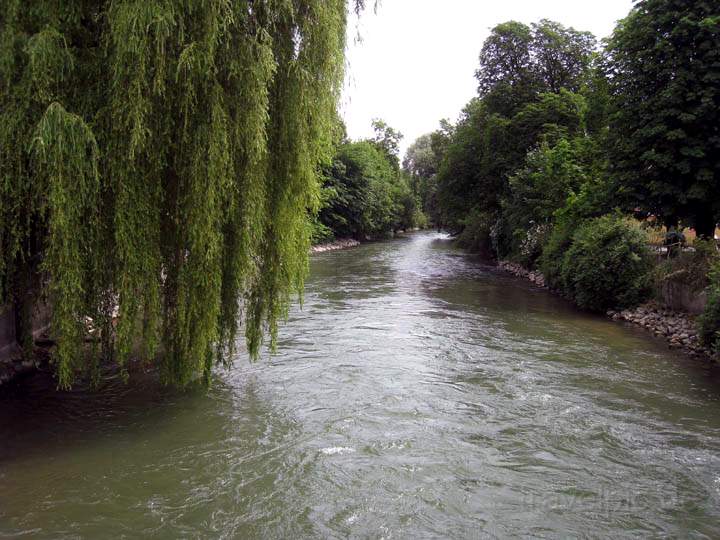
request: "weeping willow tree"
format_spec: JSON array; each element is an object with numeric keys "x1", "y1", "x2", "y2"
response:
[{"x1": 0, "y1": 0, "x2": 366, "y2": 388}]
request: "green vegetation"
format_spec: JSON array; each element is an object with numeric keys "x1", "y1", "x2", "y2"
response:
[
  {"x1": 402, "y1": 122, "x2": 451, "y2": 227},
  {"x1": 606, "y1": 0, "x2": 720, "y2": 237},
  {"x1": 411, "y1": 1, "x2": 719, "y2": 318},
  {"x1": 699, "y1": 264, "x2": 720, "y2": 353},
  {"x1": 0, "y1": 1, "x2": 366, "y2": 387},
  {"x1": 654, "y1": 239, "x2": 720, "y2": 294},
  {"x1": 547, "y1": 215, "x2": 652, "y2": 312},
  {"x1": 1, "y1": 0, "x2": 718, "y2": 388},
  {"x1": 313, "y1": 120, "x2": 425, "y2": 242}
]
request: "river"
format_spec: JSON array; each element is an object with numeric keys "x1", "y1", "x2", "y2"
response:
[{"x1": 1, "y1": 232, "x2": 720, "y2": 538}]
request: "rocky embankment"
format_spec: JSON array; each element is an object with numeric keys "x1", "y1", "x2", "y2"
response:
[
  {"x1": 498, "y1": 261, "x2": 546, "y2": 288},
  {"x1": 311, "y1": 238, "x2": 360, "y2": 254},
  {"x1": 498, "y1": 260, "x2": 716, "y2": 362},
  {"x1": 607, "y1": 304, "x2": 714, "y2": 358}
]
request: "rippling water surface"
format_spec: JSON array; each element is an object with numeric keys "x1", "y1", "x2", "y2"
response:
[{"x1": 2, "y1": 232, "x2": 720, "y2": 538}]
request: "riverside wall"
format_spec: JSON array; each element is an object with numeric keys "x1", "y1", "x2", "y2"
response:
[{"x1": 310, "y1": 238, "x2": 361, "y2": 253}]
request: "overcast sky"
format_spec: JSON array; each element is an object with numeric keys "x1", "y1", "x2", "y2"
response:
[{"x1": 341, "y1": 0, "x2": 635, "y2": 157}]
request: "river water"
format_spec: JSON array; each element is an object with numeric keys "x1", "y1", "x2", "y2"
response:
[{"x1": 1, "y1": 232, "x2": 720, "y2": 538}]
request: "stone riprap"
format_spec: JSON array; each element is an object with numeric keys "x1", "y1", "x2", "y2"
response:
[
  {"x1": 311, "y1": 238, "x2": 360, "y2": 254},
  {"x1": 498, "y1": 261, "x2": 546, "y2": 288},
  {"x1": 498, "y1": 260, "x2": 716, "y2": 362},
  {"x1": 607, "y1": 304, "x2": 714, "y2": 359}
]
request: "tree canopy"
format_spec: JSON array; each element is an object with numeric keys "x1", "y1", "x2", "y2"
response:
[
  {"x1": 0, "y1": 0, "x2": 360, "y2": 387},
  {"x1": 476, "y1": 20, "x2": 596, "y2": 116},
  {"x1": 431, "y1": 19, "x2": 598, "y2": 237},
  {"x1": 607, "y1": 0, "x2": 720, "y2": 236},
  {"x1": 425, "y1": 7, "x2": 718, "y2": 320},
  {"x1": 370, "y1": 118, "x2": 404, "y2": 170},
  {"x1": 402, "y1": 125, "x2": 450, "y2": 226}
]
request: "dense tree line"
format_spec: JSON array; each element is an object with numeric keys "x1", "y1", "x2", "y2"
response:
[
  {"x1": 312, "y1": 120, "x2": 425, "y2": 243},
  {"x1": 411, "y1": 3, "x2": 719, "y2": 242},
  {"x1": 407, "y1": 1, "x2": 719, "y2": 347}
]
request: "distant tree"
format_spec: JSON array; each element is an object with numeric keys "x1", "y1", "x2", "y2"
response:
[
  {"x1": 343, "y1": 141, "x2": 396, "y2": 238},
  {"x1": 318, "y1": 140, "x2": 416, "y2": 239},
  {"x1": 371, "y1": 118, "x2": 403, "y2": 169},
  {"x1": 391, "y1": 172, "x2": 420, "y2": 232},
  {"x1": 431, "y1": 18, "x2": 600, "y2": 246},
  {"x1": 318, "y1": 157, "x2": 363, "y2": 240},
  {"x1": 607, "y1": 0, "x2": 720, "y2": 237},
  {"x1": 403, "y1": 131, "x2": 448, "y2": 226},
  {"x1": 403, "y1": 134, "x2": 437, "y2": 180},
  {"x1": 476, "y1": 21, "x2": 537, "y2": 116},
  {"x1": 436, "y1": 99, "x2": 509, "y2": 231},
  {"x1": 531, "y1": 19, "x2": 596, "y2": 94},
  {"x1": 437, "y1": 89, "x2": 589, "y2": 234},
  {"x1": 476, "y1": 20, "x2": 596, "y2": 117},
  {"x1": 431, "y1": 119, "x2": 455, "y2": 158}
]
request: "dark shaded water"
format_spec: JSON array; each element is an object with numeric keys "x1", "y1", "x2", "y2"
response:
[{"x1": 2, "y1": 232, "x2": 720, "y2": 538}]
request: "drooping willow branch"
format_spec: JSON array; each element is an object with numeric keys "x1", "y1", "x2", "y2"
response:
[{"x1": 0, "y1": 0, "x2": 355, "y2": 387}]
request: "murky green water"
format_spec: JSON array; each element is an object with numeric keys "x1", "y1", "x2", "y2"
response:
[{"x1": 2, "y1": 232, "x2": 720, "y2": 538}]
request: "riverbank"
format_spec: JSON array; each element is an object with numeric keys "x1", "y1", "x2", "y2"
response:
[
  {"x1": 498, "y1": 261, "x2": 547, "y2": 288},
  {"x1": 0, "y1": 340, "x2": 56, "y2": 389},
  {"x1": 0, "y1": 352, "x2": 37, "y2": 386},
  {"x1": 498, "y1": 260, "x2": 717, "y2": 362},
  {"x1": 607, "y1": 304, "x2": 714, "y2": 359},
  {"x1": 310, "y1": 238, "x2": 360, "y2": 254},
  {"x1": 0, "y1": 238, "x2": 360, "y2": 387},
  {"x1": 0, "y1": 302, "x2": 53, "y2": 388}
]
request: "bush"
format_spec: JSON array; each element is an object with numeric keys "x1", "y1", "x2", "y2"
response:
[
  {"x1": 413, "y1": 209, "x2": 429, "y2": 230},
  {"x1": 539, "y1": 220, "x2": 575, "y2": 291},
  {"x1": 698, "y1": 263, "x2": 720, "y2": 353},
  {"x1": 514, "y1": 223, "x2": 551, "y2": 268},
  {"x1": 309, "y1": 218, "x2": 334, "y2": 245},
  {"x1": 539, "y1": 165, "x2": 617, "y2": 291},
  {"x1": 552, "y1": 215, "x2": 652, "y2": 311},
  {"x1": 501, "y1": 138, "x2": 589, "y2": 263}
]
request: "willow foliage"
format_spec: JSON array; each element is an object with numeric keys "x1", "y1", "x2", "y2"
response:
[{"x1": 0, "y1": 0, "x2": 363, "y2": 387}]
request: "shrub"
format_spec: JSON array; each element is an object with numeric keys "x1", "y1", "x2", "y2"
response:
[
  {"x1": 413, "y1": 209, "x2": 429, "y2": 230},
  {"x1": 502, "y1": 138, "x2": 589, "y2": 264},
  {"x1": 514, "y1": 223, "x2": 551, "y2": 268},
  {"x1": 539, "y1": 220, "x2": 575, "y2": 291},
  {"x1": 698, "y1": 263, "x2": 720, "y2": 353},
  {"x1": 556, "y1": 215, "x2": 652, "y2": 311},
  {"x1": 309, "y1": 218, "x2": 334, "y2": 245},
  {"x1": 539, "y1": 170, "x2": 617, "y2": 292}
]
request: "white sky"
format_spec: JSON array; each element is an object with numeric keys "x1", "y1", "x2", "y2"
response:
[{"x1": 341, "y1": 0, "x2": 635, "y2": 157}]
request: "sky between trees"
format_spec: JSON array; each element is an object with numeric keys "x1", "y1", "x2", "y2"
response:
[{"x1": 342, "y1": 0, "x2": 634, "y2": 156}]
